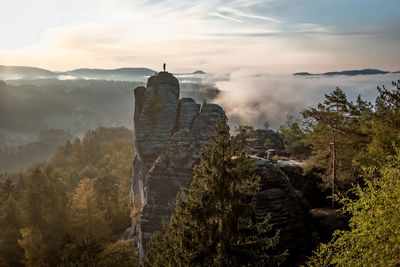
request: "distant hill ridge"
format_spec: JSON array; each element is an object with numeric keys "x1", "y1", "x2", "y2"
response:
[
  {"x1": 0, "y1": 65, "x2": 210, "y2": 80},
  {"x1": 0, "y1": 65, "x2": 55, "y2": 77},
  {"x1": 1, "y1": 65, "x2": 397, "y2": 79},
  {"x1": 293, "y1": 68, "x2": 397, "y2": 76},
  {"x1": 64, "y1": 67, "x2": 156, "y2": 76},
  {"x1": 0, "y1": 65, "x2": 157, "y2": 80}
]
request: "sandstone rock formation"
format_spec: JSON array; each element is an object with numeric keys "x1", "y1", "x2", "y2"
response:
[
  {"x1": 234, "y1": 128, "x2": 285, "y2": 157},
  {"x1": 279, "y1": 164, "x2": 330, "y2": 208},
  {"x1": 253, "y1": 157, "x2": 314, "y2": 265},
  {"x1": 309, "y1": 208, "x2": 349, "y2": 242},
  {"x1": 132, "y1": 72, "x2": 314, "y2": 265},
  {"x1": 131, "y1": 72, "x2": 225, "y2": 260},
  {"x1": 235, "y1": 130, "x2": 318, "y2": 264}
]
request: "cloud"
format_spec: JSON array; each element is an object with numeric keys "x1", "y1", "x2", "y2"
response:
[
  {"x1": 227, "y1": 0, "x2": 277, "y2": 8},
  {"x1": 0, "y1": 0, "x2": 399, "y2": 74},
  {"x1": 212, "y1": 12, "x2": 244, "y2": 23},
  {"x1": 205, "y1": 29, "x2": 279, "y2": 37},
  {"x1": 214, "y1": 71, "x2": 400, "y2": 129},
  {"x1": 218, "y1": 7, "x2": 281, "y2": 23},
  {"x1": 293, "y1": 23, "x2": 333, "y2": 33}
]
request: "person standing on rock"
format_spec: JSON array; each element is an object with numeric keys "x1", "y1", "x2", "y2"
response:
[{"x1": 163, "y1": 63, "x2": 166, "y2": 72}]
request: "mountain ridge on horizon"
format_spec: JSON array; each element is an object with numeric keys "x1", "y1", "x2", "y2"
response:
[
  {"x1": 0, "y1": 65, "x2": 156, "y2": 80},
  {"x1": 293, "y1": 68, "x2": 398, "y2": 77},
  {"x1": 0, "y1": 65, "x2": 208, "y2": 81},
  {"x1": 2, "y1": 65, "x2": 399, "y2": 81}
]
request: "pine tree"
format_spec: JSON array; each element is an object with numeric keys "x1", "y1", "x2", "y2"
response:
[
  {"x1": 65, "y1": 178, "x2": 110, "y2": 265},
  {"x1": 0, "y1": 178, "x2": 17, "y2": 203},
  {"x1": 279, "y1": 117, "x2": 311, "y2": 159},
  {"x1": 145, "y1": 117, "x2": 286, "y2": 266},
  {"x1": 356, "y1": 81, "x2": 400, "y2": 168},
  {"x1": 69, "y1": 178, "x2": 110, "y2": 244},
  {"x1": 99, "y1": 239, "x2": 138, "y2": 267},
  {"x1": 18, "y1": 227, "x2": 48, "y2": 267},
  {"x1": 301, "y1": 87, "x2": 363, "y2": 206},
  {"x1": 19, "y1": 166, "x2": 69, "y2": 266},
  {"x1": 0, "y1": 196, "x2": 24, "y2": 267}
]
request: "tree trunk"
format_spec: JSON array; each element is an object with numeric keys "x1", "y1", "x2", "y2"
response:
[{"x1": 330, "y1": 132, "x2": 337, "y2": 208}]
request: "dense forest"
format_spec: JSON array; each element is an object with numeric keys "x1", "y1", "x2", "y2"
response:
[
  {"x1": 1, "y1": 79, "x2": 400, "y2": 266},
  {"x1": 0, "y1": 127, "x2": 138, "y2": 266}
]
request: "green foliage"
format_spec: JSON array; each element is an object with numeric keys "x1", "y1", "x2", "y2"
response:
[
  {"x1": 19, "y1": 166, "x2": 69, "y2": 266},
  {"x1": 279, "y1": 118, "x2": 311, "y2": 159},
  {"x1": 69, "y1": 178, "x2": 110, "y2": 246},
  {"x1": 0, "y1": 127, "x2": 137, "y2": 266},
  {"x1": 301, "y1": 88, "x2": 371, "y2": 205},
  {"x1": 355, "y1": 82, "x2": 400, "y2": 169},
  {"x1": 307, "y1": 150, "x2": 400, "y2": 266},
  {"x1": 100, "y1": 240, "x2": 138, "y2": 267},
  {"x1": 60, "y1": 239, "x2": 104, "y2": 266},
  {"x1": 146, "y1": 117, "x2": 286, "y2": 266},
  {"x1": 0, "y1": 196, "x2": 24, "y2": 267},
  {"x1": 18, "y1": 227, "x2": 48, "y2": 267},
  {"x1": 0, "y1": 129, "x2": 73, "y2": 173}
]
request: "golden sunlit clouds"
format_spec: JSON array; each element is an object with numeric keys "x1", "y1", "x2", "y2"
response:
[
  {"x1": 0, "y1": 23, "x2": 333, "y2": 74},
  {"x1": 1, "y1": 0, "x2": 399, "y2": 73}
]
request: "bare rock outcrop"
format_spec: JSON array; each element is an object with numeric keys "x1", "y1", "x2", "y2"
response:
[
  {"x1": 131, "y1": 72, "x2": 225, "y2": 260},
  {"x1": 131, "y1": 72, "x2": 314, "y2": 265},
  {"x1": 254, "y1": 157, "x2": 314, "y2": 265},
  {"x1": 234, "y1": 129, "x2": 285, "y2": 157}
]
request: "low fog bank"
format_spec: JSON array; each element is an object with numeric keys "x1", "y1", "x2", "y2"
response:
[
  {"x1": 215, "y1": 71, "x2": 400, "y2": 129},
  {"x1": 0, "y1": 78, "x2": 220, "y2": 146},
  {"x1": 0, "y1": 79, "x2": 139, "y2": 142},
  {"x1": 2, "y1": 70, "x2": 399, "y2": 144},
  {"x1": 2, "y1": 70, "x2": 399, "y2": 173}
]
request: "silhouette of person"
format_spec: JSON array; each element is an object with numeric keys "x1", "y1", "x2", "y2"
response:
[{"x1": 163, "y1": 63, "x2": 166, "y2": 72}]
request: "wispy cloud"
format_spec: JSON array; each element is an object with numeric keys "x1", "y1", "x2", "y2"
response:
[
  {"x1": 206, "y1": 30, "x2": 279, "y2": 37},
  {"x1": 227, "y1": 0, "x2": 277, "y2": 8},
  {"x1": 1, "y1": 0, "x2": 399, "y2": 74},
  {"x1": 212, "y1": 12, "x2": 243, "y2": 23},
  {"x1": 218, "y1": 7, "x2": 281, "y2": 23},
  {"x1": 293, "y1": 23, "x2": 333, "y2": 33}
]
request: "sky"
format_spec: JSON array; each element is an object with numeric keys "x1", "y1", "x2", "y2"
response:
[{"x1": 1, "y1": 0, "x2": 400, "y2": 74}]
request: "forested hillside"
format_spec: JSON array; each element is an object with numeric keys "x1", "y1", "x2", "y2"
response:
[
  {"x1": 0, "y1": 127, "x2": 138, "y2": 266},
  {"x1": 1, "y1": 79, "x2": 400, "y2": 266}
]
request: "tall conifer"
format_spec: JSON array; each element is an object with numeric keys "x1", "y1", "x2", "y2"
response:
[{"x1": 146, "y1": 117, "x2": 285, "y2": 266}]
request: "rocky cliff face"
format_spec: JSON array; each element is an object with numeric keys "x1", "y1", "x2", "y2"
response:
[
  {"x1": 253, "y1": 157, "x2": 313, "y2": 265},
  {"x1": 234, "y1": 129, "x2": 285, "y2": 157},
  {"x1": 131, "y1": 72, "x2": 314, "y2": 264},
  {"x1": 131, "y1": 72, "x2": 225, "y2": 259}
]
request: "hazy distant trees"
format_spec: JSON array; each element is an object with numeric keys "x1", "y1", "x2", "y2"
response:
[
  {"x1": 0, "y1": 127, "x2": 137, "y2": 266},
  {"x1": 0, "y1": 129, "x2": 73, "y2": 173},
  {"x1": 0, "y1": 78, "x2": 219, "y2": 152},
  {"x1": 0, "y1": 194, "x2": 24, "y2": 266},
  {"x1": 19, "y1": 167, "x2": 69, "y2": 266}
]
